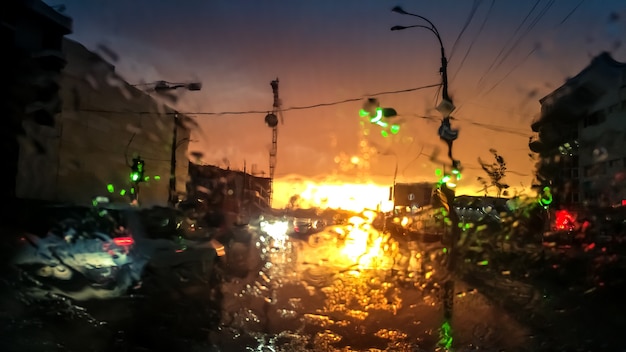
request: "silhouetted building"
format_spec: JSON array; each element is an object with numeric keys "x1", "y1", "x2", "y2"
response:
[
  {"x1": 1, "y1": 0, "x2": 72, "y2": 203},
  {"x1": 393, "y1": 182, "x2": 435, "y2": 209},
  {"x1": 187, "y1": 163, "x2": 272, "y2": 221},
  {"x1": 17, "y1": 38, "x2": 192, "y2": 207},
  {"x1": 530, "y1": 52, "x2": 626, "y2": 207}
]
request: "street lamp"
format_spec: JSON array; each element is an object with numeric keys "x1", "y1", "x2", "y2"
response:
[
  {"x1": 391, "y1": 6, "x2": 460, "y2": 328},
  {"x1": 143, "y1": 80, "x2": 202, "y2": 207},
  {"x1": 169, "y1": 111, "x2": 198, "y2": 208},
  {"x1": 131, "y1": 80, "x2": 202, "y2": 207},
  {"x1": 391, "y1": 7, "x2": 451, "y2": 111},
  {"x1": 391, "y1": 6, "x2": 459, "y2": 165}
]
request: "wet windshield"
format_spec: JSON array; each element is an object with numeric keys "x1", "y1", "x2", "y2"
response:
[{"x1": 2, "y1": 1, "x2": 626, "y2": 351}]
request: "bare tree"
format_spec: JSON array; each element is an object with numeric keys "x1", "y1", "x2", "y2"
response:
[
  {"x1": 287, "y1": 194, "x2": 301, "y2": 210},
  {"x1": 477, "y1": 148, "x2": 509, "y2": 198}
]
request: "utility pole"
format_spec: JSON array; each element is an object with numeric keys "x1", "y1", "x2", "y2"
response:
[
  {"x1": 140, "y1": 80, "x2": 201, "y2": 208},
  {"x1": 392, "y1": 6, "x2": 461, "y2": 344},
  {"x1": 132, "y1": 80, "x2": 201, "y2": 207},
  {"x1": 264, "y1": 78, "x2": 281, "y2": 207},
  {"x1": 168, "y1": 112, "x2": 178, "y2": 207}
]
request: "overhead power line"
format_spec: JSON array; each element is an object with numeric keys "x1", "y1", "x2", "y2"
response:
[
  {"x1": 491, "y1": 0, "x2": 555, "y2": 74},
  {"x1": 451, "y1": 0, "x2": 495, "y2": 84},
  {"x1": 480, "y1": 45, "x2": 539, "y2": 98},
  {"x1": 556, "y1": 0, "x2": 585, "y2": 27},
  {"x1": 475, "y1": 0, "x2": 542, "y2": 90},
  {"x1": 74, "y1": 81, "x2": 532, "y2": 138},
  {"x1": 77, "y1": 83, "x2": 441, "y2": 116},
  {"x1": 449, "y1": 0, "x2": 483, "y2": 60},
  {"x1": 474, "y1": 0, "x2": 560, "y2": 99},
  {"x1": 479, "y1": 0, "x2": 587, "y2": 99},
  {"x1": 456, "y1": 119, "x2": 530, "y2": 137}
]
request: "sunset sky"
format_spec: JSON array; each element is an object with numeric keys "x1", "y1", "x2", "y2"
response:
[{"x1": 49, "y1": 0, "x2": 626, "y2": 209}]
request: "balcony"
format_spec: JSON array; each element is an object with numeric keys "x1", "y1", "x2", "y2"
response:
[{"x1": 535, "y1": 83, "x2": 603, "y2": 131}]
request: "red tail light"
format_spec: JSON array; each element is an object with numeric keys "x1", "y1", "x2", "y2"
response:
[
  {"x1": 554, "y1": 210, "x2": 575, "y2": 231},
  {"x1": 113, "y1": 237, "x2": 134, "y2": 246}
]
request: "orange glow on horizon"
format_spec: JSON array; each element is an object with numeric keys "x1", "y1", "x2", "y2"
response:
[
  {"x1": 271, "y1": 176, "x2": 532, "y2": 213},
  {"x1": 272, "y1": 178, "x2": 393, "y2": 212}
]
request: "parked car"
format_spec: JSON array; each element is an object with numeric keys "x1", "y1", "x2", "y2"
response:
[
  {"x1": 10, "y1": 204, "x2": 222, "y2": 301},
  {"x1": 11, "y1": 205, "x2": 143, "y2": 300}
]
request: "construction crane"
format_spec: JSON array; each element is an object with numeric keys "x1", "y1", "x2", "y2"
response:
[{"x1": 264, "y1": 78, "x2": 284, "y2": 207}]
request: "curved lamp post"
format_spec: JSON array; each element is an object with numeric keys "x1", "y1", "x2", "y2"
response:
[
  {"x1": 391, "y1": 6, "x2": 459, "y2": 166},
  {"x1": 391, "y1": 6, "x2": 460, "y2": 332},
  {"x1": 140, "y1": 80, "x2": 202, "y2": 207},
  {"x1": 131, "y1": 80, "x2": 201, "y2": 207},
  {"x1": 391, "y1": 7, "x2": 452, "y2": 111}
]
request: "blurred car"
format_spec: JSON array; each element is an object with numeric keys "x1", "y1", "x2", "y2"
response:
[
  {"x1": 11, "y1": 204, "x2": 223, "y2": 301},
  {"x1": 288, "y1": 217, "x2": 326, "y2": 236},
  {"x1": 11, "y1": 206, "x2": 142, "y2": 300}
]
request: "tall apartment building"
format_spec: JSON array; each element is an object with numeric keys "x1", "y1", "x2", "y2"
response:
[
  {"x1": 530, "y1": 52, "x2": 626, "y2": 207},
  {"x1": 1, "y1": 0, "x2": 72, "y2": 202}
]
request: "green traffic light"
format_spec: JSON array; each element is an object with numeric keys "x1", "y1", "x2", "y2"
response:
[
  {"x1": 539, "y1": 186, "x2": 553, "y2": 206},
  {"x1": 438, "y1": 320, "x2": 453, "y2": 349},
  {"x1": 370, "y1": 108, "x2": 384, "y2": 124},
  {"x1": 361, "y1": 103, "x2": 401, "y2": 137},
  {"x1": 130, "y1": 157, "x2": 145, "y2": 183}
]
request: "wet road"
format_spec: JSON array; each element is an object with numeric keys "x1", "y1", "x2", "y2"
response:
[
  {"x1": 212, "y1": 225, "x2": 532, "y2": 351},
  {"x1": 1, "y1": 222, "x2": 535, "y2": 351}
]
